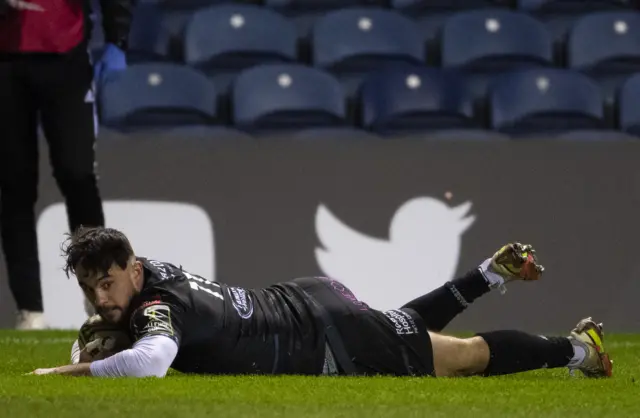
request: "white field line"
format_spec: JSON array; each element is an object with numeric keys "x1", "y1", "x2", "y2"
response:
[{"x1": 0, "y1": 337, "x2": 75, "y2": 345}]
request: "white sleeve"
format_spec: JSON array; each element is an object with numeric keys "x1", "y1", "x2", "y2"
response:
[
  {"x1": 70, "y1": 339, "x2": 81, "y2": 365},
  {"x1": 89, "y1": 335, "x2": 178, "y2": 378}
]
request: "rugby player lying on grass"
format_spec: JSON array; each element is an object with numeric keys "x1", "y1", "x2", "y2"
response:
[{"x1": 30, "y1": 227, "x2": 612, "y2": 379}]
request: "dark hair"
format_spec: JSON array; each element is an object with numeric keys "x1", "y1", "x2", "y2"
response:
[{"x1": 62, "y1": 226, "x2": 135, "y2": 278}]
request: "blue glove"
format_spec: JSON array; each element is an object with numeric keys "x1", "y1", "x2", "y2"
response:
[{"x1": 94, "y1": 43, "x2": 127, "y2": 87}]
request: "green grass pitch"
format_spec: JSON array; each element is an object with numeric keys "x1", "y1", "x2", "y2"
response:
[{"x1": 1, "y1": 331, "x2": 639, "y2": 418}]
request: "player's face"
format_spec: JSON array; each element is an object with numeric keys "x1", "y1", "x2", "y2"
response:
[{"x1": 77, "y1": 259, "x2": 144, "y2": 325}]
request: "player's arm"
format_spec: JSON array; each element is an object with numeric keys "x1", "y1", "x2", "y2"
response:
[
  {"x1": 35, "y1": 335, "x2": 178, "y2": 377},
  {"x1": 33, "y1": 299, "x2": 184, "y2": 378},
  {"x1": 90, "y1": 334, "x2": 177, "y2": 377},
  {"x1": 32, "y1": 338, "x2": 93, "y2": 376},
  {"x1": 91, "y1": 298, "x2": 184, "y2": 378}
]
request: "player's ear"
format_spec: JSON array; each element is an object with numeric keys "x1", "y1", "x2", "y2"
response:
[{"x1": 131, "y1": 259, "x2": 144, "y2": 288}]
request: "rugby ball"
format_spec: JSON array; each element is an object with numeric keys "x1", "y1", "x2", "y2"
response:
[{"x1": 77, "y1": 315, "x2": 132, "y2": 362}]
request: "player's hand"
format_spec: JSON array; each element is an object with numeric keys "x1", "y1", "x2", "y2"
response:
[
  {"x1": 27, "y1": 367, "x2": 58, "y2": 375},
  {"x1": 28, "y1": 363, "x2": 93, "y2": 377},
  {"x1": 94, "y1": 43, "x2": 127, "y2": 87},
  {"x1": 6, "y1": 0, "x2": 45, "y2": 11},
  {"x1": 78, "y1": 314, "x2": 131, "y2": 361}
]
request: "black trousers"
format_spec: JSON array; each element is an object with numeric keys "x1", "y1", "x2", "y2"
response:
[{"x1": 0, "y1": 48, "x2": 105, "y2": 311}]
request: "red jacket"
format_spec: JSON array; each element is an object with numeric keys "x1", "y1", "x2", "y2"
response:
[{"x1": 0, "y1": 0, "x2": 133, "y2": 53}]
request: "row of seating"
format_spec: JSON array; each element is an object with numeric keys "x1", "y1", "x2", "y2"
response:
[
  {"x1": 118, "y1": 0, "x2": 638, "y2": 23},
  {"x1": 91, "y1": 0, "x2": 640, "y2": 56},
  {"x1": 131, "y1": 0, "x2": 632, "y2": 10},
  {"x1": 91, "y1": 5, "x2": 640, "y2": 100},
  {"x1": 126, "y1": 6, "x2": 640, "y2": 61},
  {"x1": 98, "y1": 63, "x2": 640, "y2": 138}
]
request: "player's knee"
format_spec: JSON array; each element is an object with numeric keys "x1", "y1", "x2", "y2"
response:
[
  {"x1": 452, "y1": 337, "x2": 490, "y2": 377},
  {"x1": 431, "y1": 334, "x2": 488, "y2": 377}
]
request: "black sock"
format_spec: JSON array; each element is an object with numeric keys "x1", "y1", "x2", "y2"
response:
[
  {"x1": 477, "y1": 330, "x2": 574, "y2": 376},
  {"x1": 401, "y1": 268, "x2": 490, "y2": 332}
]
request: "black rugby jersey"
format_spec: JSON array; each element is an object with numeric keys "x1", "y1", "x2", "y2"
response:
[{"x1": 126, "y1": 258, "x2": 325, "y2": 375}]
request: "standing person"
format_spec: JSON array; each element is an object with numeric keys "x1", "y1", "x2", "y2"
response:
[{"x1": 0, "y1": 0, "x2": 133, "y2": 329}]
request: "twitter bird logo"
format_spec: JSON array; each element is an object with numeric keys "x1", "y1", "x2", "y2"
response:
[{"x1": 315, "y1": 197, "x2": 476, "y2": 311}]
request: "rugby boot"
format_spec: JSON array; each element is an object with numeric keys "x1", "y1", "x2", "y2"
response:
[{"x1": 568, "y1": 317, "x2": 613, "y2": 378}]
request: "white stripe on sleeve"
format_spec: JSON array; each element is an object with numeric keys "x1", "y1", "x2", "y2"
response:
[{"x1": 70, "y1": 339, "x2": 81, "y2": 365}]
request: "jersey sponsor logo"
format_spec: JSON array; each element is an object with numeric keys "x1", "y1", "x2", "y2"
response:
[
  {"x1": 383, "y1": 309, "x2": 419, "y2": 336},
  {"x1": 314, "y1": 197, "x2": 475, "y2": 311},
  {"x1": 141, "y1": 300, "x2": 163, "y2": 308},
  {"x1": 141, "y1": 304, "x2": 174, "y2": 336},
  {"x1": 327, "y1": 279, "x2": 369, "y2": 311},
  {"x1": 227, "y1": 287, "x2": 253, "y2": 319}
]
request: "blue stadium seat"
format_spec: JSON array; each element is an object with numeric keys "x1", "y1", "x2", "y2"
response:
[
  {"x1": 567, "y1": 11, "x2": 640, "y2": 103},
  {"x1": 127, "y1": 2, "x2": 173, "y2": 62},
  {"x1": 392, "y1": 0, "x2": 509, "y2": 11},
  {"x1": 441, "y1": 9, "x2": 553, "y2": 100},
  {"x1": 127, "y1": 1, "x2": 249, "y2": 63},
  {"x1": 442, "y1": 10, "x2": 553, "y2": 69},
  {"x1": 183, "y1": 4, "x2": 297, "y2": 93},
  {"x1": 408, "y1": 130, "x2": 511, "y2": 140},
  {"x1": 149, "y1": 0, "x2": 243, "y2": 11},
  {"x1": 517, "y1": 0, "x2": 634, "y2": 41},
  {"x1": 618, "y1": 74, "x2": 640, "y2": 136},
  {"x1": 489, "y1": 69, "x2": 609, "y2": 136},
  {"x1": 232, "y1": 64, "x2": 347, "y2": 133},
  {"x1": 292, "y1": 128, "x2": 381, "y2": 140},
  {"x1": 311, "y1": 8, "x2": 424, "y2": 96},
  {"x1": 100, "y1": 64, "x2": 219, "y2": 130},
  {"x1": 360, "y1": 67, "x2": 480, "y2": 135},
  {"x1": 552, "y1": 130, "x2": 636, "y2": 140},
  {"x1": 102, "y1": 125, "x2": 254, "y2": 140},
  {"x1": 90, "y1": 1, "x2": 174, "y2": 62},
  {"x1": 390, "y1": 0, "x2": 510, "y2": 44},
  {"x1": 264, "y1": 0, "x2": 381, "y2": 35},
  {"x1": 266, "y1": 0, "x2": 377, "y2": 8}
]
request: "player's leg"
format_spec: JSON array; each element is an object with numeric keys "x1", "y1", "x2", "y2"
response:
[
  {"x1": 402, "y1": 243, "x2": 543, "y2": 331},
  {"x1": 36, "y1": 50, "x2": 105, "y2": 317},
  {"x1": 0, "y1": 56, "x2": 45, "y2": 329},
  {"x1": 429, "y1": 317, "x2": 612, "y2": 378},
  {"x1": 36, "y1": 49, "x2": 105, "y2": 237}
]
